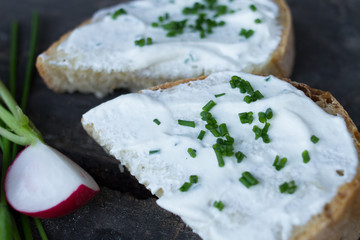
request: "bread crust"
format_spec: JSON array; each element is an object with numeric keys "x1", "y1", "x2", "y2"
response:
[
  {"x1": 36, "y1": 0, "x2": 294, "y2": 96},
  {"x1": 146, "y1": 75, "x2": 360, "y2": 240}
]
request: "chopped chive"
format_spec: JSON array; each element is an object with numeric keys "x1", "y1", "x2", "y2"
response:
[
  {"x1": 202, "y1": 100, "x2": 216, "y2": 112},
  {"x1": 239, "y1": 171, "x2": 259, "y2": 188},
  {"x1": 215, "y1": 93, "x2": 226, "y2": 98},
  {"x1": 252, "y1": 125, "x2": 262, "y2": 140},
  {"x1": 239, "y1": 112, "x2": 254, "y2": 124},
  {"x1": 219, "y1": 123, "x2": 228, "y2": 136},
  {"x1": 239, "y1": 177, "x2": 251, "y2": 188},
  {"x1": 273, "y1": 155, "x2": 287, "y2": 171},
  {"x1": 302, "y1": 150, "x2": 310, "y2": 163},
  {"x1": 235, "y1": 151, "x2": 246, "y2": 163},
  {"x1": 213, "y1": 201, "x2": 225, "y2": 211},
  {"x1": 197, "y1": 130, "x2": 206, "y2": 140},
  {"x1": 214, "y1": 148, "x2": 225, "y2": 167},
  {"x1": 187, "y1": 148, "x2": 197, "y2": 158},
  {"x1": 311, "y1": 135, "x2": 319, "y2": 144},
  {"x1": 149, "y1": 149, "x2": 160, "y2": 154},
  {"x1": 152, "y1": 22, "x2": 159, "y2": 27},
  {"x1": 179, "y1": 182, "x2": 192, "y2": 192},
  {"x1": 153, "y1": 118, "x2": 161, "y2": 125},
  {"x1": 249, "y1": 4, "x2": 257, "y2": 11},
  {"x1": 265, "y1": 108, "x2": 273, "y2": 119},
  {"x1": 112, "y1": 8, "x2": 127, "y2": 19},
  {"x1": 242, "y1": 171, "x2": 259, "y2": 185},
  {"x1": 178, "y1": 120, "x2": 195, "y2": 128},
  {"x1": 279, "y1": 180, "x2": 297, "y2": 194},
  {"x1": 254, "y1": 18, "x2": 262, "y2": 24},
  {"x1": 239, "y1": 28, "x2": 254, "y2": 39},
  {"x1": 190, "y1": 175, "x2": 198, "y2": 184},
  {"x1": 210, "y1": 128, "x2": 221, "y2": 137},
  {"x1": 265, "y1": 77, "x2": 271, "y2": 82},
  {"x1": 258, "y1": 112, "x2": 267, "y2": 123}
]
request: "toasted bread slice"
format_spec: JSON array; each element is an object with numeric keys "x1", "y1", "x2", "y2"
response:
[
  {"x1": 36, "y1": 0, "x2": 294, "y2": 97},
  {"x1": 82, "y1": 72, "x2": 360, "y2": 240}
]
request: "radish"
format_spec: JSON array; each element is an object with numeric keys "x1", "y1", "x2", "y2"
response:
[{"x1": 0, "y1": 81, "x2": 99, "y2": 218}]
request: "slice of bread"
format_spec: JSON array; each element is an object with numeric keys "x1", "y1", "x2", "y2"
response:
[
  {"x1": 82, "y1": 72, "x2": 360, "y2": 240},
  {"x1": 36, "y1": 0, "x2": 294, "y2": 97}
]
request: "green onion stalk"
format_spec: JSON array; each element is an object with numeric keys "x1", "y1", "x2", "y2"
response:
[{"x1": 0, "y1": 11, "x2": 48, "y2": 240}]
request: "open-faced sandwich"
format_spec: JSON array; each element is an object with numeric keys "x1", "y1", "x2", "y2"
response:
[
  {"x1": 81, "y1": 71, "x2": 360, "y2": 240},
  {"x1": 36, "y1": 0, "x2": 293, "y2": 97}
]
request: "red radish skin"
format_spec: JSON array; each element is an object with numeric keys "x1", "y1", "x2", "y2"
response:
[
  {"x1": 12, "y1": 185, "x2": 99, "y2": 218},
  {"x1": 4, "y1": 141, "x2": 100, "y2": 219}
]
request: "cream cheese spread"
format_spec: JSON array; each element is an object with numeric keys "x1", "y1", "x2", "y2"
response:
[
  {"x1": 56, "y1": 0, "x2": 282, "y2": 79},
  {"x1": 82, "y1": 72, "x2": 358, "y2": 240}
]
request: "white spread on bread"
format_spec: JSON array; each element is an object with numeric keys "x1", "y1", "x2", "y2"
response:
[
  {"x1": 82, "y1": 72, "x2": 358, "y2": 240},
  {"x1": 55, "y1": 0, "x2": 282, "y2": 78}
]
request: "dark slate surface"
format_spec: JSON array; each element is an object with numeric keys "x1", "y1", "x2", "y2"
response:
[{"x1": 0, "y1": 0, "x2": 359, "y2": 239}]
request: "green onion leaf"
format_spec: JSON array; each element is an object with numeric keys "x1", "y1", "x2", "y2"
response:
[
  {"x1": 213, "y1": 201, "x2": 225, "y2": 211},
  {"x1": 213, "y1": 148, "x2": 225, "y2": 167},
  {"x1": 112, "y1": 8, "x2": 127, "y2": 19},
  {"x1": 187, "y1": 148, "x2": 197, "y2": 158},
  {"x1": 179, "y1": 182, "x2": 192, "y2": 192},
  {"x1": 189, "y1": 175, "x2": 198, "y2": 184},
  {"x1": 258, "y1": 112, "x2": 267, "y2": 123},
  {"x1": 254, "y1": 18, "x2": 262, "y2": 24},
  {"x1": 149, "y1": 150, "x2": 160, "y2": 155},
  {"x1": 239, "y1": 28, "x2": 254, "y2": 39},
  {"x1": 272, "y1": 155, "x2": 287, "y2": 171},
  {"x1": 197, "y1": 130, "x2": 206, "y2": 140},
  {"x1": 215, "y1": 93, "x2": 226, "y2": 98},
  {"x1": 302, "y1": 150, "x2": 310, "y2": 163},
  {"x1": 311, "y1": 135, "x2": 319, "y2": 144},
  {"x1": 219, "y1": 123, "x2": 228, "y2": 136},
  {"x1": 239, "y1": 112, "x2": 254, "y2": 124},
  {"x1": 153, "y1": 118, "x2": 161, "y2": 125},
  {"x1": 235, "y1": 151, "x2": 246, "y2": 163},
  {"x1": 265, "y1": 108, "x2": 273, "y2": 119},
  {"x1": 279, "y1": 180, "x2": 297, "y2": 194},
  {"x1": 178, "y1": 120, "x2": 195, "y2": 128},
  {"x1": 202, "y1": 100, "x2": 216, "y2": 112},
  {"x1": 249, "y1": 4, "x2": 257, "y2": 11}
]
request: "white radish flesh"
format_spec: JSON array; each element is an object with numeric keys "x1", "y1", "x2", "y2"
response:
[{"x1": 5, "y1": 141, "x2": 99, "y2": 218}]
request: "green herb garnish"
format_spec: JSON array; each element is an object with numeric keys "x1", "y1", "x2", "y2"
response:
[
  {"x1": 279, "y1": 180, "x2": 297, "y2": 194},
  {"x1": 202, "y1": 100, "x2": 217, "y2": 112},
  {"x1": 215, "y1": 93, "x2": 226, "y2": 98},
  {"x1": 239, "y1": 28, "x2": 254, "y2": 39},
  {"x1": 254, "y1": 18, "x2": 262, "y2": 24},
  {"x1": 213, "y1": 200, "x2": 225, "y2": 211},
  {"x1": 235, "y1": 151, "x2": 246, "y2": 163},
  {"x1": 178, "y1": 120, "x2": 196, "y2": 128},
  {"x1": 179, "y1": 182, "x2": 192, "y2": 192},
  {"x1": 219, "y1": 123, "x2": 228, "y2": 136},
  {"x1": 153, "y1": 118, "x2": 161, "y2": 125},
  {"x1": 239, "y1": 171, "x2": 259, "y2": 188},
  {"x1": 239, "y1": 112, "x2": 254, "y2": 124},
  {"x1": 135, "y1": 37, "x2": 153, "y2": 47},
  {"x1": 149, "y1": 150, "x2": 160, "y2": 155},
  {"x1": 213, "y1": 148, "x2": 225, "y2": 167},
  {"x1": 187, "y1": 148, "x2": 197, "y2": 158},
  {"x1": 180, "y1": 175, "x2": 199, "y2": 192},
  {"x1": 252, "y1": 123, "x2": 271, "y2": 143},
  {"x1": 249, "y1": 4, "x2": 257, "y2": 11},
  {"x1": 190, "y1": 175, "x2": 198, "y2": 184},
  {"x1": 197, "y1": 130, "x2": 206, "y2": 140},
  {"x1": 302, "y1": 150, "x2": 310, "y2": 163},
  {"x1": 112, "y1": 8, "x2": 127, "y2": 19},
  {"x1": 273, "y1": 155, "x2": 287, "y2": 171},
  {"x1": 311, "y1": 135, "x2": 319, "y2": 144}
]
